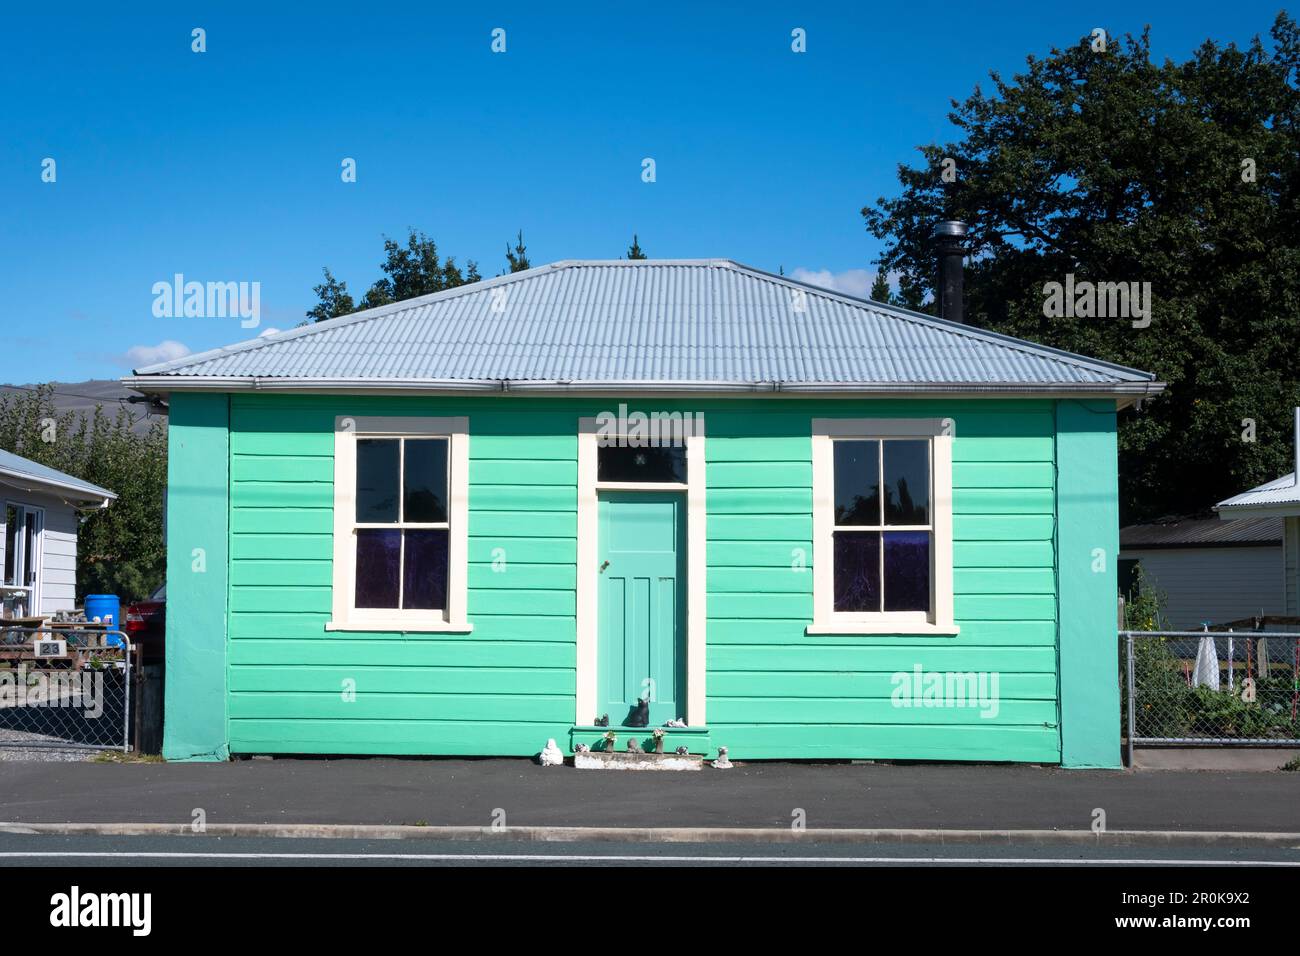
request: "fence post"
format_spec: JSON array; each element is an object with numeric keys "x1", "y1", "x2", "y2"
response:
[
  {"x1": 132, "y1": 645, "x2": 143, "y2": 752},
  {"x1": 121, "y1": 633, "x2": 132, "y2": 753},
  {"x1": 1227, "y1": 630, "x2": 1235, "y2": 692},
  {"x1": 1125, "y1": 632, "x2": 1135, "y2": 768}
]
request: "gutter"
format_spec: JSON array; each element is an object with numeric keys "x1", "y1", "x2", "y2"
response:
[
  {"x1": 123, "y1": 375, "x2": 1166, "y2": 404},
  {"x1": 1217, "y1": 502, "x2": 1300, "y2": 520}
]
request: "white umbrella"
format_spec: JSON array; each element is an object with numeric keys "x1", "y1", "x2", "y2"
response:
[{"x1": 1192, "y1": 635, "x2": 1221, "y2": 691}]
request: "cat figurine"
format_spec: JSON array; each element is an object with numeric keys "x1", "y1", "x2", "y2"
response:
[{"x1": 625, "y1": 697, "x2": 650, "y2": 728}]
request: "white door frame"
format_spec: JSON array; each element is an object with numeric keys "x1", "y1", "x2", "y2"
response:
[
  {"x1": 3, "y1": 501, "x2": 45, "y2": 615},
  {"x1": 576, "y1": 416, "x2": 706, "y2": 727}
]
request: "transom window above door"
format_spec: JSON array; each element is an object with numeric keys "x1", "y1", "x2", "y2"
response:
[
  {"x1": 329, "y1": 417, "x2": 470, "y2": 633},
  {"x1": 596, "y1": 444, "x2": 686, "y2": 484},
  {"x1": 810, "y1": 419, "x2": 957, "y2": 636}
]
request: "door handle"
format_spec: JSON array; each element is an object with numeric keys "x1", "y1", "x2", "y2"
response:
[{"x1": 599, "y1": 560, "x2": 610, "y2": 574}]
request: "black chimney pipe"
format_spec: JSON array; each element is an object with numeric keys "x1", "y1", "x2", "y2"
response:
[{"x1": 934, "y1": 220, "x2": 967, "y2": 324}]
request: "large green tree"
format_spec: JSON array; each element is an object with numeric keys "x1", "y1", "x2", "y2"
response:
[
  {"x1": 0, "y1": 386, "x2": 166, "y2": 603},
  {"x1": 306, "y1": 267, "x2": 354, "y2": 323},
  {"x1": 863, "y1": 14, "x2": 1300, "y2": 523},
  {"x1": 308, "y1": 229, "x2": 481, "y2": 321}
]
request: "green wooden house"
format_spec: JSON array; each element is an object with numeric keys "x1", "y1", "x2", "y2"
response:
[{"x1": 126, "y1": 257, "x2": 1163, "y2": 767}]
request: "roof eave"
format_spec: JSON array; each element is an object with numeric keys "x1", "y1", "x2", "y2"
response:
[
  {"x1": 123, "y1": 375, "x2": 1165, "y2": 405},
  {"x1": 0, "y1": 470, "x2": 117, "y2": 506},
  {"x1": 1216, "y1": 502, "x2": 1300, "y2": 519}
]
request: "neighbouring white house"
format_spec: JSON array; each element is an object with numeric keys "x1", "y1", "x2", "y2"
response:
[
  {"x1": 1119, "y1": 514, "x2": 1284, "y2": 628},
  {"x1": 1216, "y1": 408, "x2": 1300, "y2": 618},
  {"x1": 0, "y1": 449, "x2": 116, "y2": 617}
]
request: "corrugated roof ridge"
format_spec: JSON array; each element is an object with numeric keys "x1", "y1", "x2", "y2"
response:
[
  {"x1": 715, "y1": 260, "x2": 1155, "y2": 384},
  {"x1": 133, "y1": 258, "x2": 1154, "y2": 384},
  {"x1": 132, "y1": 262, "x2": 570, "y2": 375}
]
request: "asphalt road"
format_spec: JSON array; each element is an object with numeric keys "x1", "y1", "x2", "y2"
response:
[
  {"x1": 1, "y1": 758, "x2": 1296, "y2": 831},
  {"x1": 3, "y1": 833, "x2": 1299, "y2": 866}
]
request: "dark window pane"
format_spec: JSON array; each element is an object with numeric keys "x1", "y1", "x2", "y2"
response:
[
  {"x1": 356, "y1": 439, "x2": 399, "y2": 523},
  {"x1": 883, "y1": 531, "x2": 930, "y2": 612},
  {"x1": 833, "y1": 531, "x2": 880, "y2": 612},
  {"x1": 834, "y1": 440, "x2": 880, "y2": 525},
  {"x1": 403, "y1": 529, "x2": 449, "y2": 610},
  {"x1": 597, "y1": 444, "x2": 686, "y2": 483},
  {"x1": 3, "y1": 506, "x2": 16, "y2": 585},
  {"x1": 883, "y1": 440, "x2": 929, "y2": 525},
  {"x1": 1118, "y1": 558, "x2": 1140, "y2": 600},
  {"x1": 355, "y1": 529, "x2": 400, "y2": 607},
  {"x1": 878, "y1": 439, "x2": 930, "y2": 522},
  {"x1": 404, "y1": 439, "x2": 448, "y2": 523}
]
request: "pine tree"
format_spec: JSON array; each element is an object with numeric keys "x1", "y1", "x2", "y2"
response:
[
  {"x1": 626, "y1": 234, "x2": 647, "y2": 259},
  {"x1": 505, "y1": 230, "x2": 531, "y2": 273},
  {"x1": 869, "y1": 272, "x2": 892, "y2": 303}
]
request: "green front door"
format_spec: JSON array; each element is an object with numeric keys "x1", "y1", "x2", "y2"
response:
[{"x1": 597, "y1": 491, "x2": 686, "y2": 727}]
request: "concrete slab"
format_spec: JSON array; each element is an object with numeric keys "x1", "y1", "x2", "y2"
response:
[
  {"x1": 1133, "y1": 748, "x2": 1300, "y2": 771},
  {"x1": 573, "y1": 751, "x2": 702, "y2": 770}
]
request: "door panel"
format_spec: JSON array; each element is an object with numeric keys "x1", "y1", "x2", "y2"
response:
[{"x1": 597, "y1": 491, "x2": 685, "y2": 726}]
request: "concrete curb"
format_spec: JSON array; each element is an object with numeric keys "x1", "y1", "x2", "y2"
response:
[{"x1": 1, "y1": 822, "x2": 1297, "y2": 847}]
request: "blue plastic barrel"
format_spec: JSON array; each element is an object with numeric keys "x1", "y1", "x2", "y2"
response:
[{"x1": 84, "y1": 594, "x2": 123, "y2": 646}]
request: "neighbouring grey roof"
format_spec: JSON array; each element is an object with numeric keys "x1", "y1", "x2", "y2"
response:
[
  {"x1": 1217, "y1": 473, "x2": 1300, "y2": 514},
  {"x1": 127, "y1": 259, "x2": 1161, "y2": 394},
  {"x1": 1120, "y1": 515, "x2": 1283, "y2": 549},
  {"x1": 0, "y1": 449, "x2": 116, "y2": 503}
]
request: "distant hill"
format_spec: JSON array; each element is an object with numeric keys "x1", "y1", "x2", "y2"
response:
[{"x1": 0, "y1": 380, "x2": 163, "y2": 434}]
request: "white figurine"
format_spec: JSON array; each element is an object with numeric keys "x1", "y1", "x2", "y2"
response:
[{"x1": 539, "y1": 738, "x2": 564, "y2": 766}]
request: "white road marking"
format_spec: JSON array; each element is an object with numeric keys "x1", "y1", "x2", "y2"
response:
[{"x1": 0, "y1": 851, "x2": 1296, "y2": 865}]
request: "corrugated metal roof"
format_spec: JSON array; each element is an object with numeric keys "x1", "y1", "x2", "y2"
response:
[
  {"x1": 1217, "y1": 473, "x2": 1300, "y2": 513},
  {"x1": 0, "y1": 449, "x2": 116, "y2": 502},
  {"x1": 129, "y1": 259, "x2": 1159, "y2": 390},
  {"x1": 1120, "y1": 515, "x2": 1283, "y2": 549}
]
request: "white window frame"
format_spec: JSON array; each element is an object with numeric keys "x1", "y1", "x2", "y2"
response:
[
  {"x1": 809, "y1": 418, "x2": 957, "y2": 636},
  {"x1": 327, "y1": 416, "x2": 471, "y2": 633}
]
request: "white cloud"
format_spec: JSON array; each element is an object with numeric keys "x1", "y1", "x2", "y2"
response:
[
  {"x1": 791, "y1": 267, "x2": 895, "y2": 301},
  {"x1": 258, "y1": 327, "x2": 282, "y2": 337},
  {"x1": 123, "y1": 340, "x2": 191, "y2": 368}
]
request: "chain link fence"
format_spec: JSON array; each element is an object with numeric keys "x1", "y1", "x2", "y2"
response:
[
  {"x1": 1121, "y1": 629, "x2": 1300, "y2": 764},
  {"x1": 0, "y1": 625, "x2": 133, "y2": 752}
]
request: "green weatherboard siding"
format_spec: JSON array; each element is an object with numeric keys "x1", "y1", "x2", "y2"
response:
[
  {"x1": 597, "y1": 491, "x2": 686, "y2": 726},
  {"x1": 165, "y1": 393, "x2": 1111, "y2": 763}
]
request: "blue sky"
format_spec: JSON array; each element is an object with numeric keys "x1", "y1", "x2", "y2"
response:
[{"x1": 1, "y1": 1, "x2": 1288, "y2": 381}]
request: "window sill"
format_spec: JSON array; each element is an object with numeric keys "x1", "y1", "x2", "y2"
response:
[
  {"x1": 805, "y1": 623, "x2": 960, "y2": 637},
  {"x1": 325, "y1": 620, "x2": 474, "y2": 634}
]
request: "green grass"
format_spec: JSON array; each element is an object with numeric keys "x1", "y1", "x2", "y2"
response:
[{"x1": 92, "y1": 751, "x2": 165, "y2": 764}]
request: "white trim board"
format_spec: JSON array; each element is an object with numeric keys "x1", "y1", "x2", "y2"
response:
[{"x1": 576, "y1": 417, "x2": 707, "y2": 727}]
